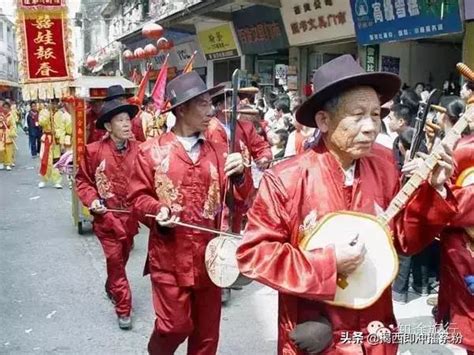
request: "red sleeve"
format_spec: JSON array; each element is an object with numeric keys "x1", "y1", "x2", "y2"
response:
[
  {"x1": 393, "y1": 181, "x2": 458, "y2": 255},
  {"x1": 127, "y1": 146, "x2": 164, "y2": 228},
  {"x1": 237, "y1": 171, "x2": 337, "y2": 301},
  {"x1": 448, "y1": 185, "x2": 474, "y2": 227},
  {"x1": 75, "y1": 144, "x2": 100, "y2": 207},
  {"x1": 232, "y1": 166, "x2": 254, "y2": 204},
  {"x1": 242, "y1": 121, "x2": 272, "y2": 162}
]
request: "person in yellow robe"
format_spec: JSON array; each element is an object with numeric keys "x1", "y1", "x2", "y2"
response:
[
  {"x1": 38, "y1": 99, "x2": 64, "y2": 188},
  {"x1": 0, "y1": 101, "x2": 17, "y2": 171},
  {"x1": 10, "y1": 101, "x2": 19, "y2": 166}
]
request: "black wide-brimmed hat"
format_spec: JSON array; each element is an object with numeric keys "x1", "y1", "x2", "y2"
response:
[
  {"x1": 162, "y1": 71, "x2": 224, "y2": 113},
  {"x1": 296, "y1": 55, "x2": 401, "y2": 127},
  {"x1": 96, "y1": 99, "x2": 139, "y2": 129},
  {"x1": 104, "y1": 85, "x2": 134, "y2": 101}
]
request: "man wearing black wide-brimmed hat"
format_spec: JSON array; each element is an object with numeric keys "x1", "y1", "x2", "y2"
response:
[
  {"x1": 128, "y1": 71, "x2": 253, "y2": 354},
  {"x1": 237, "y1": 55, "x2": 459, "y2": 354},
  {"x1": 76, "y1": 98, "x2": 140, "y2": 330}
]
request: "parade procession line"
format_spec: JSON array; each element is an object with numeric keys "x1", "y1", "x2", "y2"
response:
[
  {"x1": 1, "y1": 135, "x2": 466, "y2": 354},
  {"x1": 0, "y1": 134, "x2": 277, "y2": 354}
]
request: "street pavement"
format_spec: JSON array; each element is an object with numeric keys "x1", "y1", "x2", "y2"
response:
[{"x1": 0, "y1": 133, "x2": 468, "y2": 354}]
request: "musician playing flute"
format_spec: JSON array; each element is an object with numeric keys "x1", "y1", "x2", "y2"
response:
[
  {"x1": 75, "y1": 98, "x2": 140, "y2": 330},
  {"x1": 127, "y1": 72, "x2": 253, "y2": 354},
  {"x1": 237, "y1": 55, "x2": 459, "y2": 355}
]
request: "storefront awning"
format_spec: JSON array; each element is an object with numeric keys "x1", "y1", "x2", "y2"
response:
[{"x1": 0, "y1": 79, "x2": 20, "y2": 88}]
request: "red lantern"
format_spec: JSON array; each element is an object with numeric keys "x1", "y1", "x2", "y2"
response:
[
  {"x1": 144, "y1": 43, "x2": 158, "y2": 57},
  {"x1": 123, "y1": 49, "x2": 134, "y2": 61},
  {"x1": 142, "y1": 23, "x2": 164, "y2": 39},
  {"x1": 156, "y1": 37, "x2": 170, "y2": 50},
  {"x1": 134, "y1": 47, "x2": 146, "y2": 60},
  {"x1": 86, "y1": 55, "x2": 97, "y2": 68}
]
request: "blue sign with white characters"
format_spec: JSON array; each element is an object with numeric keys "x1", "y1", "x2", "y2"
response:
[{"x1": 350, "y1": 0, "x2": 463, "y2": 45}]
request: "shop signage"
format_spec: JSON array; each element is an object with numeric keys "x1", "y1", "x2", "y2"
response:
[
  {"x1": 197, "y1": 24, "x2": 239, "y2": 60},
  {"x1": 381, "y1": 55, "x2": 400, "y2": 74},
  {"x1": 365, "y1": 44, "x2": 379, "y2": 72},
  {"x1": 281, "y1": 0, "x2": 355, "y2": 46},
  {"x1": 174, "y1": 39, "x2": 207, "y2": 69},
  {"x1": 232, "y1": 5, "x2": 288, "y2": 55},
  {"x1": 350, "y1": 0, "x2": 463, "y2": 45}
]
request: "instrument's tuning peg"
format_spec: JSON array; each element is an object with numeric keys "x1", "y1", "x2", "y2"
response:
[
  {"x1": 238, "y1": 87, "x2": 259, "y2": 95},
  {"x1": 223, "y1": 109, "x2": 260, "y2": 115},
  {"x1": 457, "y1": 62, "x2": 474, "y2": 81},
  {"x1": 430, "y1": 104, "x2": 447, "y2": 114}
]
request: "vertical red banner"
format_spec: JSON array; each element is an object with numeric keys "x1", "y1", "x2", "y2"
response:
[
  {"x1": 74, "y1": 98, "x2": 85, "y2": 166},
  {"x1": 16, "y1": 0, "x2": 73, "y2": 100},
  {"x1": 24, "y1": 15, "x2": 70, "y2": 80}
]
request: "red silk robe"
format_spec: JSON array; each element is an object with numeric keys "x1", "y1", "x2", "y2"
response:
[
  {"x1": 127, "y1": 132, "x2": 253, "y2": 353},
  {"x1": 128, "y1": 131, "x2": 253, "y2": 285},
  {"x1": 437, "y1": 134, "x2": 474, "y2": 352},
  {"x1": 205, "y1": 117, "x2": 272, "y2": 232},
  {"x1": 237, "y1": 141, "x2": 458, "y2": 355},
  {"x1": 75, "y1": 137, "x2": 140, "y2": 316}
]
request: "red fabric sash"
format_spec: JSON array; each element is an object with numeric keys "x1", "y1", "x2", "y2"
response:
[{"x1": 40, "y1": 133, "x2": 52, "y2": 176}]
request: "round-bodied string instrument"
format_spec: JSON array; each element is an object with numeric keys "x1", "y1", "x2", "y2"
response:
[
  {"x1": 204, "y1": 69, "x2": 255, "y2": 288},
  {"x1": 205, "y1": 234, "x2": 251, "y2": 288},
  {"x1": 299, "y1": 102, "x2": 474, "y2": 309}
]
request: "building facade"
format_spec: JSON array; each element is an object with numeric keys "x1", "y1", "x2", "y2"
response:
[{"x1": 0, "y1": 8, "x2": 19, "y2": 99}]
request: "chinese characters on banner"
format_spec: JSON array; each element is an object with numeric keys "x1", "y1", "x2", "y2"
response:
[
  {"x1": 350, "y1": 0, "x2": 463, "y2": 45},
  {"x1": 74, "y1": 98, "x2": 86, "y2": 166},
  {"x1": 366, "y1": 44, "x2": 379, "y2": 72},
  {"x1": 197, "y1": 24, "x2": 239, "y2": 60},
  {"x1": 232, "y1": 5, "x2": 289, "y2": 55},
  {"x1": 16, "y1": 0, "x2": 73, "y2": 100},
  {"x1": 21, "y1": 0, "x2": 64, "y2": 7},
  {"x1": 280, "y1": 0, "x2": 355, "y2": 46},
  {"x1": 24, "y1": 15, "x2": 69, "y2": 79}
]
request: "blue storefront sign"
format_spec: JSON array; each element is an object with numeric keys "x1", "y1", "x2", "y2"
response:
[
  {"x1": 350, "y1": 0, "x2": 463, "y2": 45},
  {"x1": 232, "y1": 5, "x2": 289, "y2": 55}
]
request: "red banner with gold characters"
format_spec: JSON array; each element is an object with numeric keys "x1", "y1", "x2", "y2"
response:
[
  {"x1": 74, "y1": 98, "x2": 86, "y2": 166},
  {"x1": 16, "y1": 0, "x2": 73, "y2": 100}
]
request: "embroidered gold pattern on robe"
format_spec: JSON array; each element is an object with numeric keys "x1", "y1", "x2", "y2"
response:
[
  {"x1": 202, "y1": 163, "x2": 221, "y2": 220},
  {"x1": 152, "y1": 144, "x2": 184, "y2": 212},
  {"x1": 298, "y1": 210, "x2": 318, "y2": 242},
  {"x1": 240, "y1": 140, "x2": 251, "y2": 166},
  {"x1": 95, "y1": 159, "x2": 115, "y2": 199}
]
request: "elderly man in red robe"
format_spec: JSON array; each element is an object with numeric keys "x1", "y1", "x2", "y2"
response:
[
  {"x1": 76, "y1": 98, "x2": 140, "y2": 330},
  {"x1": 127, "y1": 71, "x2": 253, "y2": 354},
  {"x1": 236, "y1": 55, "x2": 459, "y2": 355}
]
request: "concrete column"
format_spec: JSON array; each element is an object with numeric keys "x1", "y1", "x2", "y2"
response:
[{"x1": 207, "y1": 60, "x2": 214, "y2": 87}]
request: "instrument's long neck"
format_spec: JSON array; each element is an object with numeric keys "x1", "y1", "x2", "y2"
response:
[{"x1": 379, "y1": 107, "x2": 472, "y2": 225}]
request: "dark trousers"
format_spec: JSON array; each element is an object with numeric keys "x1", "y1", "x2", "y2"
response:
[
  {"x1": 29, "y1": 135, "x2": 41, "y2": 157},
  {"x1": 393, "y1": 254, "x2": 412, "y2": 294},
  {"x1": 393, "y1": 242, "x2": 440, "y2": 294}
]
